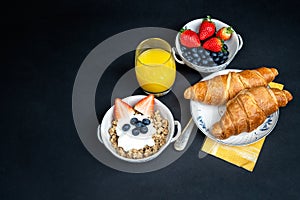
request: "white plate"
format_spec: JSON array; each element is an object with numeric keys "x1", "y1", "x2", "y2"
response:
[{"x1": 190, "y1": 69, "x2": 279, "y2": 146}]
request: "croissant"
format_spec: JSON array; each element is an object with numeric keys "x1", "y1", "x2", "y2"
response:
[
  {"x1": 184, "y1": 67, "x2": 279, "y2": 105},
  {"x1": 211, "y1": 86, "x2": 293, "y2": 140}
]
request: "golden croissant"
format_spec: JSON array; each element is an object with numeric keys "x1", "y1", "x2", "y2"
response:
[
  {"x1": 211, "y1": 86, "x2": 293, "y2": 140},
  {"x1": 184, "y1": 67, "x2": 279, "y2": 105}
]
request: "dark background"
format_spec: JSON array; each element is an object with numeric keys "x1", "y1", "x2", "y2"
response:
[{"x1": 2, "y1": 0, "x2": 300, "y2": 199}]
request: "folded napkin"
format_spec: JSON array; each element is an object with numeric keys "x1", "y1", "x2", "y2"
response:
[{"x1": 201, "y1": 82, "x2": 284, "y2": 172}]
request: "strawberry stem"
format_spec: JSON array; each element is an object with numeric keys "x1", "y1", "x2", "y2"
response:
[
  {"x1": 179, "y1": 26, "x2": 187, "y2": 33},
  {"x1": 220, "y1": 39, "x2": 227, "y2": 52},
  {"x1": 206, "y1": 15, "x2": 211, "y2": 21},
  {"x1": 227, "y1": 26, "x2": 234, "y2": 34}
]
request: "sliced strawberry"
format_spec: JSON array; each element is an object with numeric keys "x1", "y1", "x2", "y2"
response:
[
  {"x1": 202, "y1": 37, "x2": 223, "y2": 52},
  {"x1": 114, "y1": 98, "x2": 135, "y2": 120},
  {"x1": 199, "y1": 16, "x2": 216, "y2": 41},
  {"x1": 134, "y1": 94, "x2": 155, "y2": 116},
  {"x1": 216, "y1": 26, "x2": 234, "y2": 41},
  {"x1": 179, "y1": 29, "x2": 201, "y2": 48}
]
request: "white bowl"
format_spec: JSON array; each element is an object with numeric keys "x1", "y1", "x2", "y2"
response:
[
  {"x1": 97, "y1": 95, "x2": 181, "y2": 163},
  {"x1": 173, "y1": 18, "x2": 243, "y2": 76}
]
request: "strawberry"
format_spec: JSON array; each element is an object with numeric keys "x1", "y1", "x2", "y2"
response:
[
  {"x1": 199, "y1": 15, "x2": 216, "y2": 41},
  {"x1": 216, "y1": 26, "x2": 234, "y2": 41},
  {"x1": 114, "y1": 98, "x2": 135, "y2": 120},
  {"x1": 202, "y1": 37, "x2": 223, "y2": 52},
  {"x1": 179, "y1": 29, "x2": 201, "y2": 48},
  {"x1": 134, "y1": 94, "x2": 155, "y2": 116}
]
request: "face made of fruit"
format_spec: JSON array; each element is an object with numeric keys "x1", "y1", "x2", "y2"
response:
[
  {"x1": 116, "y1": 114, "x2": 156, "y2": 151},
  {"x1": 112, "y1": 95, "x2": 157, "y2": 152}
]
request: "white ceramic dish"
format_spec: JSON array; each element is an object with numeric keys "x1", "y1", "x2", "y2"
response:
[
  {"x1": 97, "y1": 95, "x2": 181, "y2": 162},
  {"x1": 190, "y1": 69, "x2": 279, "y2": 146},
  {"x1": 173, "y1": 18, "x2": 243, "y2": 75}
]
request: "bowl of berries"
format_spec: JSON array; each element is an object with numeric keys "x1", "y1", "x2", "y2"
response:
[
  {"x1": 97, "y1": 94, "x2": 181, "y2": 163},
  {"x1": 173, "y1": 16, "x2": 243, "y2": 76}
]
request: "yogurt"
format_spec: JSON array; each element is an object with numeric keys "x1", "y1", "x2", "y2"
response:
[{"x1": 116, "y1": 114, "x2": 156, "y2": 151}]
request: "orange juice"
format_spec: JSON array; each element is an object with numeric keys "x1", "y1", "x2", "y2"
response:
[{"x1": 135, "y1": 48, "x2": 176, "y2": 94}]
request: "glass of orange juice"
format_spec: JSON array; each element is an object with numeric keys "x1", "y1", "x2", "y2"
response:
[{"x1": 135, "y1": 38, "x2": 176, "y2": 97}]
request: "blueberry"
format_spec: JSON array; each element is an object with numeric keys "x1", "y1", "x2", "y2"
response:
[
  {"x1": 224, "y1": 51, "x2": 229, "y2": 56},
  {"x1": 223, "y1": 44, "x2": 228, "y2": 50},
  {"x1": 202, "y1": 60, "x2": 208, "y2": 65},
  {"x1": 187, "y1": 51, "x2": 191, "y2": 55},
  {"x1": 135, "y1": 121, "x2": 144, "y2": 127},
  {"x1": 209, "y1": 61, "x2": 215, "y2": 66},
  {"x1": 181, "y1": 46, "x2": 187, "y2": 51},
  {"x1": 142, "y1": 118, "x2": 151, "y2": 125},
  {"x1": 182, "y1": 52, "x2": 188, "y2": 57},
  {"x1": 140, "y1": 126, "x2": 148, "y2": 134},
  {"x1": 186, "y1": 56, "x2": 193, "y2": 61},
  {"x1": 214, "y1": 57, "x2": 220, "y2": 62},
  {"x1": 201, "y1": 55, "x2": 206, "y2": 59},
  {"x1": 192, "y1": 53, "x2": 199, "y2": 58},
  {"x1": 197, "y1": 57, "x2": 202, "y2": 62},
  {"x1": 218, "y1": 52, "x2": 224, "y2": 57},
  {"x1": 191, "y1": 48, "x2": 198, "y2": 53},
  {"x1": 219, "y1": 60, "x2": 226, "y2": 64},
  {"x1": 122, "y1": 124, "x2": 131, "y2": 131},
  {"x1": 132, "y1": 128, "x2": 140, "y2": 136},
  {"x1": 192, "y1": 59, "x2": 198, "y2": 65},
  {"x1": 130, "y1": 118, "x2": 138, "y2": 125},
  {"x1": 223, "y1": 55, "x2": 228, "y2": 61},
  {"x1": 204, "y1": 50, "x2": 210, "y2": 56},
  {"x1": 210, "y1": 52, "x2": 217, "y2": 58},
  {"x1": 198, "y1": 49, "x2": 204, "y2": 54}
]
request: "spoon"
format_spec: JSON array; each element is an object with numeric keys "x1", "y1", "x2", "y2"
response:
[{"x1": 174, "y1": 117, "x2": 195, "y2": 151}]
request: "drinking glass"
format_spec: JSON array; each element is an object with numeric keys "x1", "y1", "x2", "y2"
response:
[{"x1": 135, "y1": 38, "x2": 176, "y2": 97}]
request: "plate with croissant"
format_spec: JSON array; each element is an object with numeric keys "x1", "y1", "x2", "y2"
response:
[{"x1": 184, "y1": 67, "x2": 293, "y2": 146}]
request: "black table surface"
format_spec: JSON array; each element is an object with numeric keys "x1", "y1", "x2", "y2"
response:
[{"x1": 2, "y1": 0, "x2": 300, "y2": 199}]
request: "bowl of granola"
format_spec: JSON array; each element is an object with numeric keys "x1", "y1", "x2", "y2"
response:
[{"x1": 97, "y1": 95, "x2": 181, "y2": 163}]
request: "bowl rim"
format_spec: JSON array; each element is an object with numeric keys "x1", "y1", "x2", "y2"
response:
[
  {"x1": 175, "y1": 18, "x2": 242, "y2": 72},
  {"x1": 98, "y1": 95, "x2": 180, "y2": 163}
]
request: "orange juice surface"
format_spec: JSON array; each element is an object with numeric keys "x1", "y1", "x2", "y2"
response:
[{"x1": 135, "y1": 48, "x2": 176, "y2": 93}]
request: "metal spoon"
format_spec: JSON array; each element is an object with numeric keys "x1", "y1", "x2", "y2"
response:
[{"x1": 174, "y1": 117, "x2": 195, "y2": 151}]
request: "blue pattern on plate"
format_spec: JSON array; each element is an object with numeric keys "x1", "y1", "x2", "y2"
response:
[
  {"x1": 259, "y1": 115, "x2": 273, "y2": 131},
  {"x1": 197, "y1": 116, "x2": 209, "y2": 132}
]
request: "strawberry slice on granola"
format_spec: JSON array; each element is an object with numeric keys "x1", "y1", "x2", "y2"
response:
[
  {"x1": 134, "y1": 94, "x2": 155, "y2": 117},
  {"x1": 114, "y1": 98, "x2": 135, "y2": 120}
]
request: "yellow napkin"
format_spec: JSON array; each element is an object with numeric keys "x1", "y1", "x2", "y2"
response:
[{"x1": 201, "y1": 82, "x2": 284, "y2": 172}]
